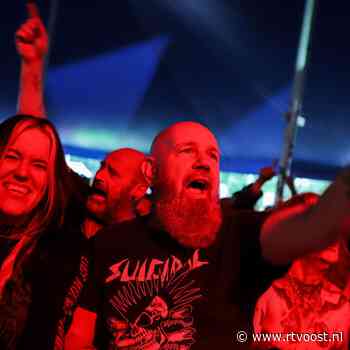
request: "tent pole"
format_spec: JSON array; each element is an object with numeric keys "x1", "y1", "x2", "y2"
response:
[
  {"x1": 275, "y1": 0, "x2": 317, "y2": 205},
  {"x1": 43, "y1": 0, "x2": 59, "y2": 81}
]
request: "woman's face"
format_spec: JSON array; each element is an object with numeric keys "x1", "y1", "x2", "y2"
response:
[{"x1": 0, "y1": 128, "x2": 51, "y2": 220}]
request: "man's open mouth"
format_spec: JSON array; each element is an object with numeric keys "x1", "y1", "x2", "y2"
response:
[
  {"x1": 185, "y1": 177, "x2": 211, "y2": 194},
  {"x1": 89, "y1": 187, "x2": 107, "y2": 199}
]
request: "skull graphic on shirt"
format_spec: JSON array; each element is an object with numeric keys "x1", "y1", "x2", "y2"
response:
[{"x1": 108, "y1": 296, "x2": 195, "y2": 349}]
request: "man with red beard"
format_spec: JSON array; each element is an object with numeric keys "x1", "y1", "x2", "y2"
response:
[
  {"x1": 65, "y1": 121, "x2": 285, "y2": 350},
  {"x1": 149, "y1": 121, "x2": 222, "y2": 249}
]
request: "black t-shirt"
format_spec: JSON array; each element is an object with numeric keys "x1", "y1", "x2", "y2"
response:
[
  {"x1": 0, "y1": 237, "x2": 23, "y2": 350},
  {"x1": 16, "y1": 227, "x2": 88, "y2": 350},
  {"x1": 53, "y1": 230, "x2": 92, "y2": 350},
  {"x1": 80, "y1": 210, "x2": 285, "y2": 350}
]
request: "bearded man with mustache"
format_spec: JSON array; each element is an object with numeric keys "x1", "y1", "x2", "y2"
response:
[
  {"x1": 67, "y1": 121, "x2": 317, "y2": 350},
  {"x1": 153, "y1": 170, "x2": 222, "y2": 249}
]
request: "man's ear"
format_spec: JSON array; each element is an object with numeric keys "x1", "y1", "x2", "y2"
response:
[
  {"x1": 130, "y1": 183, "x2": 149, "y2": 203},
  {"x1": 141, "y1": 156, "x2": 155, "y2": 187}
]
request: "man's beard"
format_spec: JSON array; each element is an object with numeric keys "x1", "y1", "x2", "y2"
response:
[
  {"x1": 86, "y1": 186, "x2": 135, "y2": 225},
  {"x1": 155, "y1": 189, "x2": 222, "y2": 248},
  {"x1": 85, "y1": 198, "x2": 109, "y2": 225},
  {"x1": 86, "y1": 194, "x2": 118, "y2": 225}
]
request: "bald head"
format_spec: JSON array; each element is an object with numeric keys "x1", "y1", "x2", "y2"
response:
[
  {"x1": 87, "y1": 147, "x2": 148, "y2": 224},
  {"x1": 148, "y1": 121, "x2": 222, "y2": 248},
  {"x1": 109, "y1": 147, "x2": 145, "y2": 160},
  {"x1": 149, "y1": 121, "x2": 221, "y2": 197},
  {"x1": 151, "y1": 121, "x2": 220, "y2": 161},
  {"x1": 107, "y1": 148, "x2": 146, "y2": 185}
]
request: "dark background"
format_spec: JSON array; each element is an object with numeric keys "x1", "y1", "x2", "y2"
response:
[{"x1": 1, "y1": 0, "x2": 348, "y2": 179}]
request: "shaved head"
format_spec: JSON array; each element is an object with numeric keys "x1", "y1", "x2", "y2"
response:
[
  {"x1": 149, "y1": 121, "x2": 222, "y2": 248},
  {"x1": 151, "y1": 121, "x2": 219, "y2": 161},
  {"x1": 110, "y1": 148, "x2": 145, "y2": 160},
  {"x1": 108, "y1": 148, "x2": 146, "y2": 186},
  {"x1": 87, "y1": 148, "x2": 148, "y2": 224}
]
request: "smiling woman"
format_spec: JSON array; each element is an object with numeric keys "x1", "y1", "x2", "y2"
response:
[
  {"x1": 0, "y1": 125, "x2": 50, "y2": 220},
  {"x1": 0, "y1": 114, "x2": 75, "y2": 350}
]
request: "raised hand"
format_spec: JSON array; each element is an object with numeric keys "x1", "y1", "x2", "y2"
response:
[
  {"x1": 15, "y1": 3, "x2": 48, "y2": 62},
  {"x1": 259, "y1": 161, "x2": 277, "y2": 182}
]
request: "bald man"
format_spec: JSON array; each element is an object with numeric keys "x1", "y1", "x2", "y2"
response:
[
  {"x1": 52, "y1": 148, "x2": 149, "y2": 350},
  {"x1": 65, "y1": 121, "x2": 283, "y2": 349},
  {"x1": 83, "y1": 148, "x2": 149, "y2": 237}
]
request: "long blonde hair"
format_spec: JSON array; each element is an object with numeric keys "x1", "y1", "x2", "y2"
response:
[{"x1": 0, "y1": 115, "x2": 72, "y2": 295}]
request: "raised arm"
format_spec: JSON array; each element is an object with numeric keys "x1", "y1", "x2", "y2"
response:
[
  {"x1": 261, "y1": 168, "x2": 350, "y2": 264},
  {"x1": 16, "y1": 3, "x2": 48, "y2": 118},
  {"x1": 250, "y1": 164, "x2": 276, "y2": 196}
]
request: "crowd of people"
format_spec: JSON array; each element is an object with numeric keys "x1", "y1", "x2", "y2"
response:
[{"x1": 0, "y1": 6, "x2": 350, "y2": 350}]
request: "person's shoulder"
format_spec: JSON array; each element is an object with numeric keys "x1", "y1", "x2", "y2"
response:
[
  {"x1": 39, "y1": 225, "x2": 84, "y2": 249},
  {"x1": 220, "y1": 209, "x2": 270, "y2": 245},
  {"x1": 102, "y1": 215, "x2": 148, "y2": 234},
  {"x1": 222, "y1": 208, "x2": 269, "y2": 226}
]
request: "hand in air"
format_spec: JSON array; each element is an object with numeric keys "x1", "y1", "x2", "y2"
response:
[
  {"x1": 259, "y1": 161, "x2": 277, "y2": 181},
  {"x1": 15, "y1": 3, "x2": 48, "y2": 62}
]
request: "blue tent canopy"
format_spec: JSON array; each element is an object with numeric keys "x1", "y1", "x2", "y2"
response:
[{"x1": 0, "y1": 0, "x2": 349, "y2": 180}]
